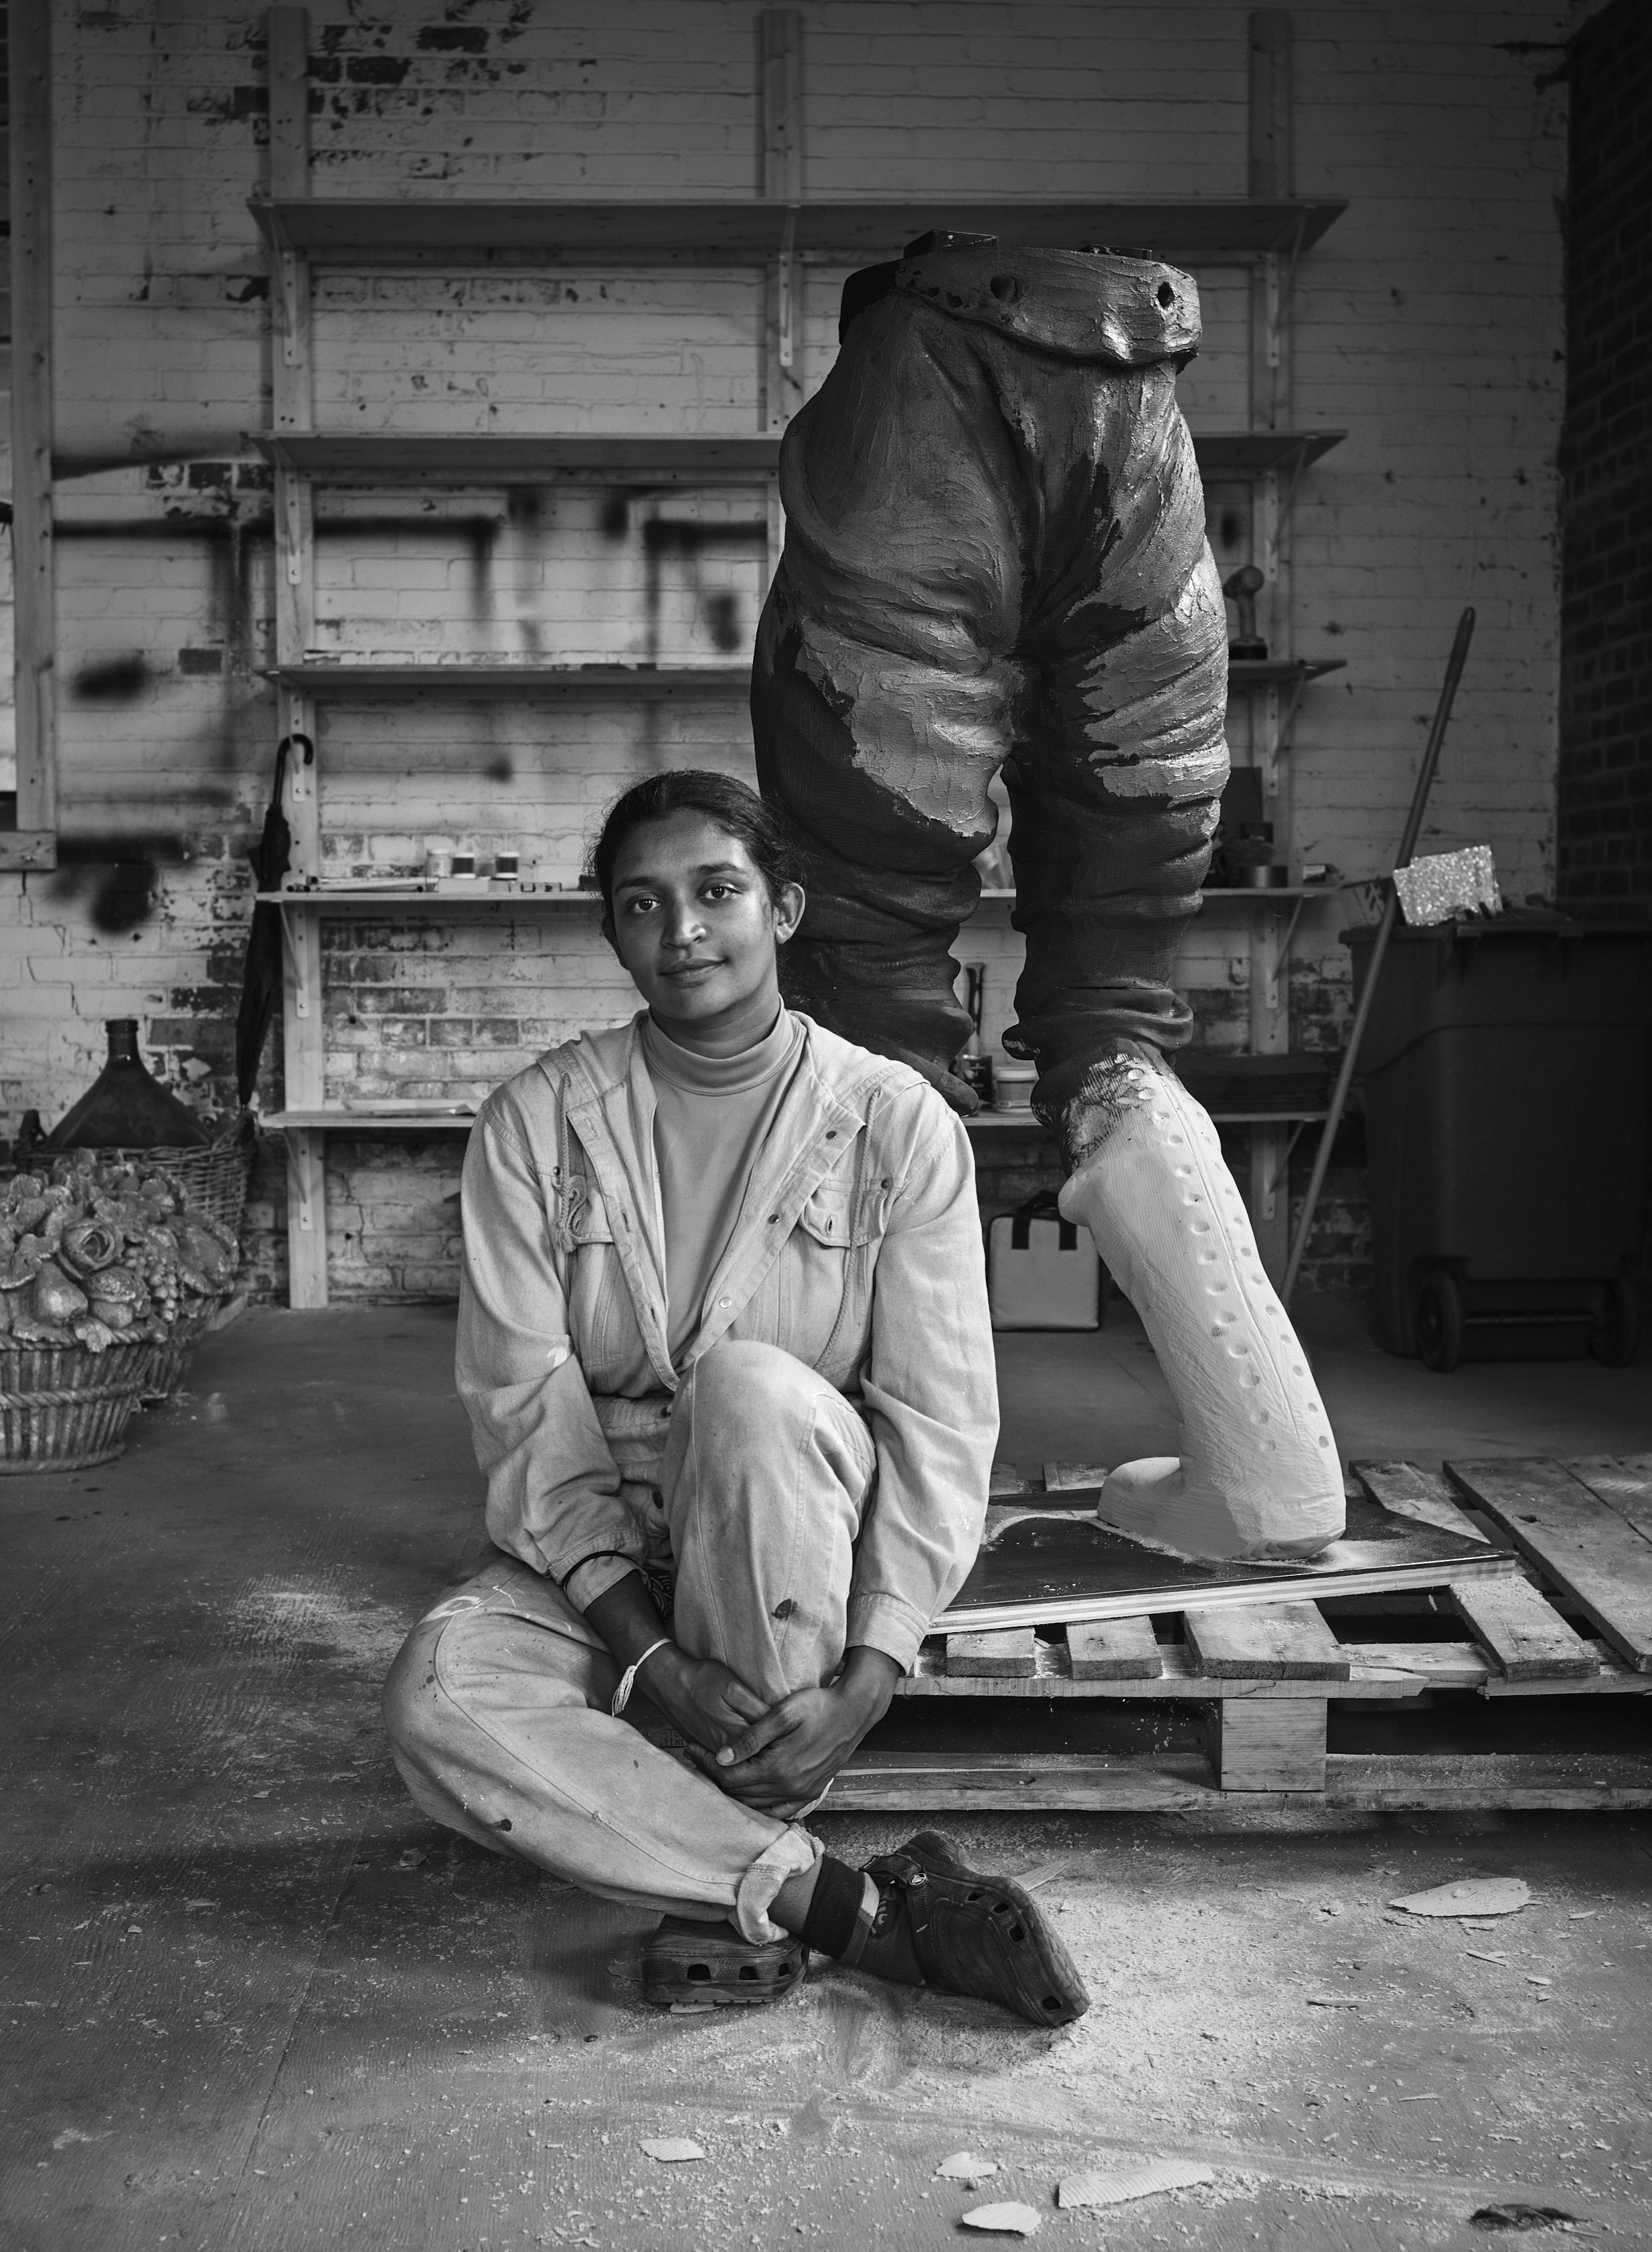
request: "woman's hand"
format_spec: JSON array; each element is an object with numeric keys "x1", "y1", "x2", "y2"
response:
[
  {"x1": 693, "y1": 1647, "x2": 902, "y2": 1816},
  {"x1": 582, "y1": 1572, "x2": 771, "y2": 1755},
  {"x1": 643, "y1": 1646, "x2": 771, "y2": 1755}
]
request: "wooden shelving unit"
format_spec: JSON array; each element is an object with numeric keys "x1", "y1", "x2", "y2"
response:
[
  {"x1": 252, "y1": 433, "x2": 780, "y2": 484},
  {"x1": 268, "y1": 665, "x2": 750, "y2": 703},
  {"x1": 255, "y1": 1, "x2": 1349, "y2": 1303},
  {"x1": 254, "y1": 428, "x2": 1337, "y2": 485},
  {"x1": 249, "y1": 195, "x2": 1348, "y2": 268}
]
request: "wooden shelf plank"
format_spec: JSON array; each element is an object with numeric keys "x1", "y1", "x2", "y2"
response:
[
  {"x1": 252, "y1": 433, "x2": 780, "y2": 483},
  {"x1": 262, "y1": 1108, "x2": 477, "y2": 1131},
  {"x1": 0, "y1": 831, "x2": 57, "y2": 872},
  {"x1": 965, "y1": 1107, "x2": 1331, "y2": 1125},
  {"x1": 250, "y1": 195, "x2": 1348, "y2": 268},
  {"x1": 258, "y1": 888, "x2": 600, "y2": 908},
  {"x1": 1200, "y1": 884, "x2": 1349, "y2": 898},
  {"x1": 250, "y1": 430, "x2": 1341, "y2": 485},
  {"x1": 1226, "y1": 657, "x2": 1346, "y2": 688},
  {"x1": 1195, "y1": 430, "x2": 1345, "y2": 475},
  {"x1": 1446, "y1": 1459, "x2": 1652, "y2": 1673},
  {"x1": 270, "y1": 663, "x2": 751, "y2": 701}
]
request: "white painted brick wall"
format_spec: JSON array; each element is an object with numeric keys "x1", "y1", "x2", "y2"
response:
[{"x1": 3, "y1": 0, "x2": 1569, "y2": 1299}]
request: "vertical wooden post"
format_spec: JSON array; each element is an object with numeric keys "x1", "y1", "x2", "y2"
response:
[
  {"x1": 1246, "y1": 9, "x2": 1295, "y2": 1276},
  {"x1": 266, "y1": 6, "x2": 328, "y2": 1306},
  {"x1": 759, "y1": 7, "x2": 803, "y2": 586},
  {"x1": 7, "y1": 0, "x2": 58, "y2": 872}
]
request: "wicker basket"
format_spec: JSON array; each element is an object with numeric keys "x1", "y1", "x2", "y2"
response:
[
  {"x1": 90, "y1": 1120, "x2": 251, "y2": 1404},
  {"x1": 141, "y1": 1299, "x2": 224, "y2": 1404},
  {"x1": 96, "y1": 1114, "x2": 254, "y2": 1234},
  {"x1": 0, "y1": 1338, "x2": 157, "y2": 1473}
]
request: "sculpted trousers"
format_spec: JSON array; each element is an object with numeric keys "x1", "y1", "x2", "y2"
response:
[
  {"x1": 382, "y1": 1342, "x2": 877, "y2": 1942},
  {"x1": 752, "y1": 249, "x2": 1230, "y2": 1127}
]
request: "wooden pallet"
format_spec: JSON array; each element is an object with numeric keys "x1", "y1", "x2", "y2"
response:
[{"x1": 837, "y1": 1456, "x2": 1652, "y2": 1812}]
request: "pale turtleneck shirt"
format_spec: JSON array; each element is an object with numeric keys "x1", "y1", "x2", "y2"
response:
[{"x1": 640, "y1": 1006, "x2": 807, "y2": 1368}]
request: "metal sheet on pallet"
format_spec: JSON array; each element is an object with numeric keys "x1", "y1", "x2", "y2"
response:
[{"x1": 935, "y1": 1485, "x2": 1518, "y2": 1635}]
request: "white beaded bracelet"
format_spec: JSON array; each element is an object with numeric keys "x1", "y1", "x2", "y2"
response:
[{"x1": 611, "y1": 1635, "x2": 673, "y2": 1718}]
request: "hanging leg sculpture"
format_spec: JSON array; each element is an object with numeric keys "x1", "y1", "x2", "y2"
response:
[{"x1": 752, "y1": 235, "x2": 1344, "y2": 1558}]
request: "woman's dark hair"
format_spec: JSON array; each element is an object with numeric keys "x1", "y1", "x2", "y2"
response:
[{"x1": 588, "y1": 770, "x2": 803, "y2": 936}]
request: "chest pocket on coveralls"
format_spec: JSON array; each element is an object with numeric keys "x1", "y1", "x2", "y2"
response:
[
  {"x1": 797, "y1": 1180, "x2": 853, "y2": 1247},
  {"x1": 782, "y1": 1174, "x2": 878, "y2": 1377}
]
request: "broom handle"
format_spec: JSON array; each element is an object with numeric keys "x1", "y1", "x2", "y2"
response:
[{"x1": 1281, "y1": 607, "x2": 1476, "y2": 1304}]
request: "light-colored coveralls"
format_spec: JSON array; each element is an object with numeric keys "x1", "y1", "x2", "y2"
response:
[{"x1": 382, "y1": 1012, "x2": 997, "y2": 1941}]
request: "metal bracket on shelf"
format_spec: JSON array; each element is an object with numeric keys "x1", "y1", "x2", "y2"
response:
[
  {"x1": 280, "y1": 469, "x2": 305, "y2": 588},
  {"x1": 276, "y1": 240, "x2": 304, "y2": 372},
  {"x1": 282, "y1": 1127, "x2": 317, "y2": 1232},
  {"x1": 777, "y1": 204, "x2": 799, "y2": 371}
]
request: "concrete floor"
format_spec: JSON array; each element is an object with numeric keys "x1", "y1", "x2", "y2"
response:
[{"x1": 4, "y1": 1299, "x2": 1650, "y2": 2252}]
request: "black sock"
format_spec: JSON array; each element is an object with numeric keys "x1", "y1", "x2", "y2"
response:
[{"x1": 798, "y1": 1855, "x2": 868, "y2": 1959}]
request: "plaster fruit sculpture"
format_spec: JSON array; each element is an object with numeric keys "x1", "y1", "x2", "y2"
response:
[
  {"x1": 752, "y1": 231, "x2": 1344, "y2": 1558},
  {"x1": 0, "y1": 1155, "x2": 238, "y2": 1354}
]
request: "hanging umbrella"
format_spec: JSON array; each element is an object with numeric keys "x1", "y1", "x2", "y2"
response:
[{"x1": 234, "y1": 733, "x2": 308, "y2": 1106}]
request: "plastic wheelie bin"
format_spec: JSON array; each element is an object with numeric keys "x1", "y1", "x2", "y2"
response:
[{"x1": 1345, "y1": 912, "x2": 1651, "y2": 1370}]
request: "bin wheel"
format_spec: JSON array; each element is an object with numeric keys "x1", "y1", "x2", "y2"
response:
[
  {"x1": 1589, "y1": 1277, "x2": 1641, "y2": 1368},
  {"x1": 1416, "y1": 1271, "x2": 1464, "y2": 1373}
]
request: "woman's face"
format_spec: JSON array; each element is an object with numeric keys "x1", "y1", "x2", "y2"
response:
[{"x1": 607, "y1": 811, "x2": 804, "y2": 1053}]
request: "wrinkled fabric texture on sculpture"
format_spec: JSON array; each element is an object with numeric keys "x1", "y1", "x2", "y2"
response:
[{"x1": 752, "y1": 240, "x2": 1228, "y2": 1136}]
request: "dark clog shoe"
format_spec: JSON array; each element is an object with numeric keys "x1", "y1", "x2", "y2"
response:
[{"x1": 850, "y1": 1831, "x2": 1090, "y2": 2026}]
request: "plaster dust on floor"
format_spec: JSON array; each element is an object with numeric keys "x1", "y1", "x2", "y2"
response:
[{"x1": 5, "y1": 1305, "x2": 1649, "y2": 2252}]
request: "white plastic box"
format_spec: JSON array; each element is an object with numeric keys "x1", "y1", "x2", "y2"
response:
[{"x1": 987, "y1": 1194, "x2": 1104, "y2": 1331}]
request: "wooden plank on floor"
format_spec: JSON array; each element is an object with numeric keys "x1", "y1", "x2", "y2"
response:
[
  {"x1": 1568, "y1": 1454, "x2": 1652, "y2": 1544},
  {"x1": 1446, "y1": 1458, "x2": 1652, "y2": 1672},
  {"x1": 945, "y1": 1627, "x2": 1038, "y2": 1678},
  {"x1": 1447, "y1": 1573, "x2": 1594, "y2": 1680},
  {"x1": 1067, "y1": 1615, "x2": 1163, "y2": 1680},
  {"x1": 1183, "y1": 1600, "x2": 1351, "y2": 1681},
  {"x1": 831, "y1": 1751, "x2": 1224, "y2": 1811},
  {"x1": 1325, "y1": 1752, "x2": 1652, "y2": 1812},
  {"x1": 1351, "y1": 1459, "x2": 1493, "y2": 1543}
]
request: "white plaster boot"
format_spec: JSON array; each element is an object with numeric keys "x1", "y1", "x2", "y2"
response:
[{"x1": 1056, "y1": 1056, "x2": 1346, "y2": 1560}]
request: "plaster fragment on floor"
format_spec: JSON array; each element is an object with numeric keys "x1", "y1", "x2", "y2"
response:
[
  {"x1": 960, "y1": 2200, "x2": 1041, "y2": 2234},
  {"x1": 1390, "y1": 1878, "x2": 1530, "y2": 1919},
  {"x1": 1058, "y1": 2158, "x2": 1216, "y2": 2207},
  {"x1": 936, "y1": 2152, "x2": 999, "y2": 2182}
]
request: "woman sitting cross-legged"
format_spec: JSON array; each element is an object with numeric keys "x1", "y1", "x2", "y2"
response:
[{"x1": 382, "y1": 770, "x2": 1088, "y2": 2024}]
